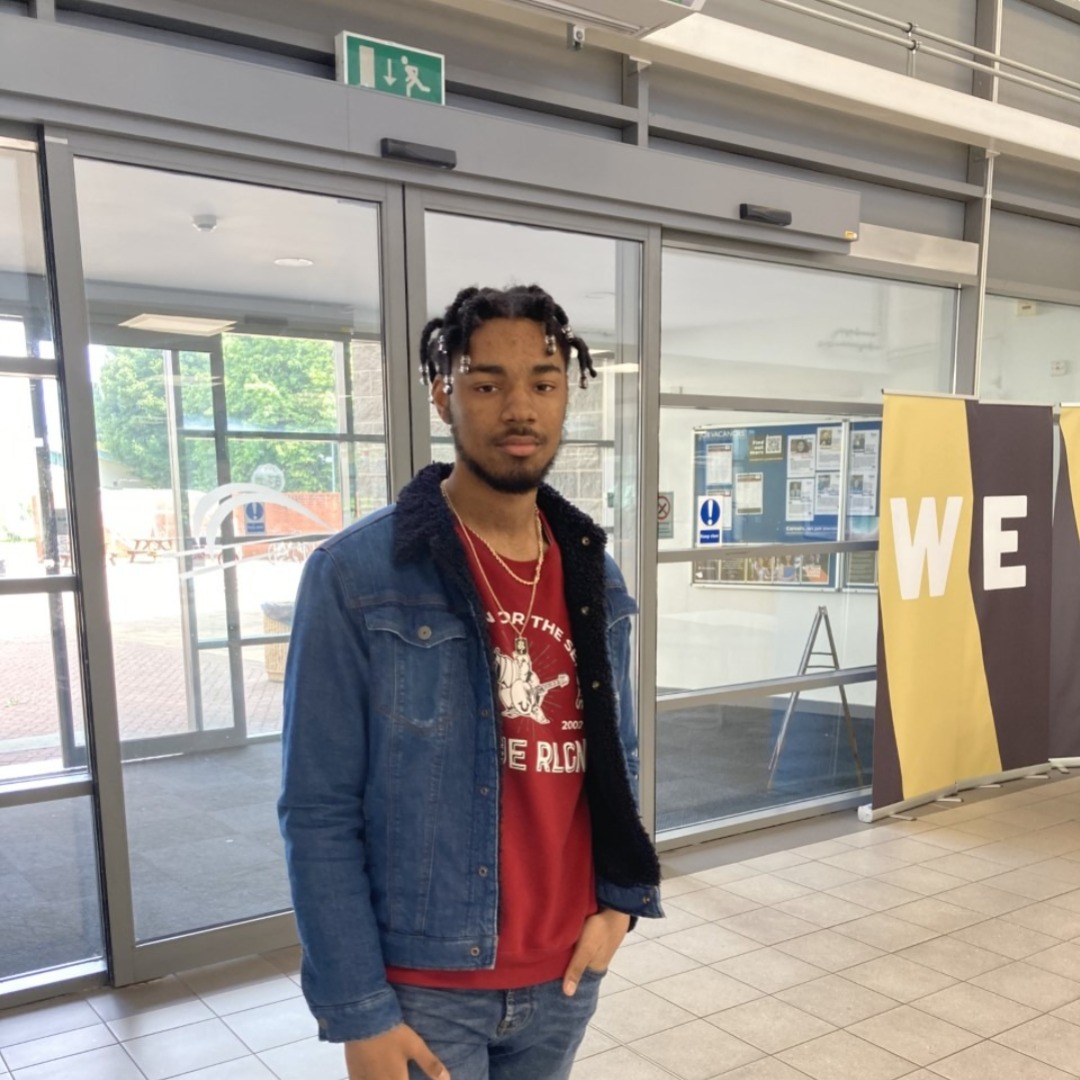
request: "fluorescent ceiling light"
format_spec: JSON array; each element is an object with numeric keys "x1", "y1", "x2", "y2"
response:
[
  {"x1": 120, "y1": 314, "x2": 237, "y2": 335},
  {"x1": 274, "y1": 257, "x2": 315, "y2": 268},
  {"x1": 0, "y1": 136, "x2": 36, "y2": 152}
]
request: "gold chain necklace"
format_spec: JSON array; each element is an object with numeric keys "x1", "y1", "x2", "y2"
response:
[
  {"x1": 469, "y1": 517, "x2": 544, "y2": 587},
  {"x1": 441, "y1": 482, "x2": 545, "y2": 660}
]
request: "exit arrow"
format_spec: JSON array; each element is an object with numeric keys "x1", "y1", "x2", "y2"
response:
[{"x1": 383, "y1": 59, "x2": 396, "y2": 86}]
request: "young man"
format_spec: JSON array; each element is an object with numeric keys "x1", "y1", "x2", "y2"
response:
[{"x1": 278, "y1": 284, "x2": 662, "y2": 1080}]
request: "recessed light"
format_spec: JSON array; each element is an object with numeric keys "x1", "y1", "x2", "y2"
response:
[
  {"x1": 274, "y1": 257, "x2": 315, "y2": 268},
  {"x1": 120, "y1": 314, "x2": 237, "y2": 335}
]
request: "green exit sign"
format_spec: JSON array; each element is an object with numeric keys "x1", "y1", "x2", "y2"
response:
[{"x1": 336, "y1": 32, "x2": 445, "y2": 106}]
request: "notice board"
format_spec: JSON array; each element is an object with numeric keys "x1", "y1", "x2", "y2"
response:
[{"x1": 692, "y1": 420, "x2": 882, "y2": 587}]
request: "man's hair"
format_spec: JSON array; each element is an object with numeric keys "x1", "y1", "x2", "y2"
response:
[{"x1": 418, "y1": 284, "x2": 597, "y2": 393}]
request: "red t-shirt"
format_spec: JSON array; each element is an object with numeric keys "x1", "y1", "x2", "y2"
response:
[{"x1": 387, "y1": 516, "x2": 596, "y2": 989}]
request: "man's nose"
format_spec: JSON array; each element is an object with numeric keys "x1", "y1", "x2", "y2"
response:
[{"x1": 501, "y1": 382, "x2": 537, "y2": 421}]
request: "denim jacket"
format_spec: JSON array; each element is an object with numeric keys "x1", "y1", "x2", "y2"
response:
[{"x1": 278, "y1": 464, "x2": 662, "y2": 1043}]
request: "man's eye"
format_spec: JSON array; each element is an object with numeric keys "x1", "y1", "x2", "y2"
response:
[
  {"x1": 536, "y1": 383, "x2": 557, "y2": 392},
  {"x1": 475, "y1": 384, "x2": 498, "y2": 393}
]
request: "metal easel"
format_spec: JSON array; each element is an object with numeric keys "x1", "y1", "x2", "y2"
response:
[{"x1": 767, "y1": 605, "x2": 865, "y2": 789}]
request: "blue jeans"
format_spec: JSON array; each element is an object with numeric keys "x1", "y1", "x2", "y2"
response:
[{"x1": 394, "y1": 971, "x2": 604, "y2": 1080}]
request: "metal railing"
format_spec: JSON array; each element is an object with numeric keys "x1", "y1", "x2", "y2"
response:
[{"x1": 757, "y1": 0, "x2": 1080, "y2": 109}]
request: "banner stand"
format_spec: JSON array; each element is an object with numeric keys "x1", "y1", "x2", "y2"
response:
[
  {"x1": 858, "y1": 763, "x2": 1053, "y2": 823},
  {"x1": 1050, "y1": 758, "x2": 1080, "y2": 772}
]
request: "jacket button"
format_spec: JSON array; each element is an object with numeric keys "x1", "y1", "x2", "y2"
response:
[
  {"x1": 478, "y1": 866, "x2": 489, "y2": 877},
  {"x1": 470, "y1": 947, "x2": 481, "y2": 957},
  {"x1": 643, "y1": 896, "x2": 651, "y2": 904},
  {"x1": 418, "y1": 626, "x2": 432, "y2": 640},
  {"x1": 580, "y1": 605, "x2": 590, "y2": 616},
  {"x1": 592, "y1": 680, "x2": 601, "y2": 690},
  {"x1": 479, "y1": 786, "x2": 489, "y2": 796},
  {"x1": 581, "y1": 536, "x2": 591, "y2": 546},
  {"x1": 480, "y1": 708, "x2": 490, "y2": 717}
]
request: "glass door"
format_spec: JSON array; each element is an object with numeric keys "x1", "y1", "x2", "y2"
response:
[
  {"x1": 74, "y1": 159, "x2": 392, "y2": 945},
  {"x1": 413, "y1": 204, "x2": 647, "y2": 597}
]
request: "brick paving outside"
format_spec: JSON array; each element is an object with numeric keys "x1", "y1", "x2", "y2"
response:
[{"x1": 1, "y1": 551, "x2": 302, "y2": 777}]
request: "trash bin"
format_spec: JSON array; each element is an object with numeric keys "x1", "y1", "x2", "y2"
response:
[{"x1": 261, "y1": 600, "x2": 295, "y2": 682}]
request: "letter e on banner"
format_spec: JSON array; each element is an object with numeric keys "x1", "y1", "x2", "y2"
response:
[
  {"x1": 891, "y1": 496, "x2": 964, "y2": 600},
  {"x1": 983, "y1": 494, "x2": 1028, "y2": 591}
]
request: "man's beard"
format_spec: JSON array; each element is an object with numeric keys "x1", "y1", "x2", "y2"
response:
[{"x1": 451, "y1": 424, "x2": 559, "y2": 495}]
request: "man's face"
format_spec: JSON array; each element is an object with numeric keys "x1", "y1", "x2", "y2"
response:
[{"x1": 434, "y1": 317, "x2": 569, "y2": 495}]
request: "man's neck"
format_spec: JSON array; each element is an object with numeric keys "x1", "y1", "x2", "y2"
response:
[{"x1": 442, "y1": 466, "x2": 540, "y2": 551}]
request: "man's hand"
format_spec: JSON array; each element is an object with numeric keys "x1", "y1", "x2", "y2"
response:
[
  {"x1": 344, "y1": 1024, "x2": 449, "y2": 1080},
  {"x1": 562, "y1": 908, "x2": 632, "y2": 996}
]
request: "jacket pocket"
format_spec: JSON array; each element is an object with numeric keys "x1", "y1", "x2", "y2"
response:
[{"x1": 363, "y1": 605, "x2": 469, "y2": 728}]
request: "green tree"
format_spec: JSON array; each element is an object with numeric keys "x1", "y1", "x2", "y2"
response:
[{"x1": 95, "y1": 335, "x2": 339, "y2": 492}]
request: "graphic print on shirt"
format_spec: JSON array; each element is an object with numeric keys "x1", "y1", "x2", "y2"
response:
[{"x1": 495, "y1": 637, "x2": 569, "y2": 724}]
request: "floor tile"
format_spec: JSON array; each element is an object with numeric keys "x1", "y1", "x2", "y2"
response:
[
  {"x1": 786, "y1": 840, "x2": 853, "y2": 862},
  {"x1": 832, "y1": 913, "x2": 939, "y2": 952},
  {"x1": 0, "y1": 1023, "x2": 114, "y2": 1072},
  {"x1": 842, "y1": 954, "x2": 957, "y2": 1003},
  {"x1": 848, "y1": 1005, "x2": 980, "y2": 1066},
  {"x1": 631, "y1": 1018, "x2": 763, "y2": 1080},
  {"x1": 220, "y1": 997, "x2": 316, "y2": 1054},
  {"x1": 994, "y1": 1014, "x2": 1080, "y2": 1076},
  {"x1": 684, "y1": 866, "x2": 755, "y2": 889},
  {"x1": 970, "y1": 960, "x2": 1080, "y2": 1011},
  {"x1": 707, "y1": 1060, "x2": 809, "y2": 1080},
  {"x1": 929, "y1": 1039, "x2": 1075, "y2": 1080},
  {"x1": 820, "y1": 849, "x2": 909, "y2": 877},
  {"x1": 937, "y1": 882, "x2": 1036, "y2": 916},
  {"x1": 872, "y1": 839, "x2": 951, "y2": 865},
  {"x1": 255, "y1": 1036, "x2": 347, "y2": 1080},
  {"x1": 982, "y1": 868, "x2": 1076, "y2": 901},
  {"x1": 950, "y1": 918, "x2": 1061, "y2": 960},
  {"x1": 1003, "y1": 901, "x2": 1080, "y2": 940},
  {"x1": 773, "y1": 928, "x2": 884, "y2": 972},
  {"x1": 1029, "y1": 858, "x2": 1080, "y2": 886},
  {"x1": 259, "y1": 949, "x2": 301, "y2": 979},
  {"x1": 170, "y1": 1060, "x2": 277, "y2": 1080},
  {"x1": 122, "y1": 1017, "x2": 249, "y2": 1080},
  {"x1": 739, "y1": 852, "x2": 808, "y2": 873},
  {"x1": 635, "y1": 904, "x2": 704, "y2": 940},
  {"x1": 85, "y1": 977, "x2": 198, "y2": 1022},
  {"x1": 887, "y1": 898, "x2": 987, "y2": 934},
  {"x1": 717, "y1": 909, "x2": 818, "y2": 946},
  {"x1": 1048, "y1": 889, "x2": 1080, "y2": 914},
  {"x1": 963, "y1": 842, "x2": 1047, "y2": 870},
  {"x1": 107, "y1": 1000, "x2": 216, "y2": 1041},
  {"x1": 874, "y1": 866, "x2": 968, "y2": 897},
  {"x1": 569, "y1": 1046, "x2": 674, "y2": 1080},
  {"x1": 772, "y1": 861, "x2": 861, "y2": 894},
  {"x1": 826, "y1": 879, "x2": 924, "y2": 912},
  {"x1": 646, "y1": 967, "x2": 763, "y2": 1016},
  {"x1": 896, "y1": 936, "x2": 1009, "y2": 979},
  {"x1": 912, "y1": 981, "x2": 1040, "y2": 1038},
  {"x1": 912, "y1": 829, "x2": 994, "y2": 854},
  {"x1": 950, "y1": 817, "x2": 1030, "y2": 841},
  {"x1": 722, "y1": 875, "x2": 814, "y2": 905},
  {"x1": 771, "y1": 892, "x2": 873, "y2": 929},
  {"x1": 9, "y1": 1044, "x2": 144, "y2": 1080},
  {"x1": 712, "y1": 948, "x2": 827, "y2": 994},
  {"x1": 0, "y1": 999, "x2": 101, "y2": 1049},
  {"x1": 775, "y1": 974, "x2": 896, "y2": 1026},
  {"x1": 917, "y1": 854, "x2": 1003, "y2": 882},
  {"x1": 707, "y1": 996, "x2": 834, "y2": 1053},
  {"x1": 658, "y1": 923, "x2": 760, "y2": 964},
  {"x1": 590, "y1": 987, "x2": 696, "y2": 1043},
  {"x1": 777, "y1": 1030, "x2": 915, "y2": 1080},
  {"x1": 179, "y1": 960, "x2": 302, "y2": 1018},
  {"x1": 1031, "y1": 941, "x2": 1080, "y2": 981},
  {"x1": 608, "y1": 941, "x2": 701, "y2": 984},
  {"x1": 667, "y1": 887, "x2": 760, "y2": 921},
  {"x1": 575, "y1": 1026, "x2": 617, "y2": 1061}
]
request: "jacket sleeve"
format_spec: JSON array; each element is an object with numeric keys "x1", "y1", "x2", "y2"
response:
[{"x1": 277, "y1": 548, "x2": 403, "y2": 1043}]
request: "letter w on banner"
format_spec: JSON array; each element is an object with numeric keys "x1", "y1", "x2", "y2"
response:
[{"x1": 870, "y1": 395, "x2": 1052, "y2": 817}]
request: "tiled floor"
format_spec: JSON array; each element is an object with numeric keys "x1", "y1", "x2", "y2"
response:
[{"x1": 5, "y1": 776, "x2": 1080, "y2": 1079}]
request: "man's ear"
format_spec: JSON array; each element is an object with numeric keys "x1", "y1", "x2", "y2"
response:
[{"x1": 432, "y1": 376, "x2": 452, "y2": 425}]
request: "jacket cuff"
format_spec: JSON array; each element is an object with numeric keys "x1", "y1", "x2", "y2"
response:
[
  {"x1": 311, "y1": 987, "x2": 404, "y2": 1044},
  {"x1": 596, "y1": 878, "x2": 664, "y2": 919}
]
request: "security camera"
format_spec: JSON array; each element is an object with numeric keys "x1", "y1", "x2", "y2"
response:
[{"x1": 567, "y1": 23, "x2": 585, "y2": 50}]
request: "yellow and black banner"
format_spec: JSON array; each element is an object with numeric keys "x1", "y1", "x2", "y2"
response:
[
  {"x1": 1051, "y1": 408, "x2": 1080, "y2": 761},
  {"x1": 873, "y1": 395, "x2": 1052, "y2": 812}
]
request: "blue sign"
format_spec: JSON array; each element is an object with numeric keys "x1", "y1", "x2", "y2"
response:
[
  {"x1": 244, "y1": 501, "x2": 267, "y2": 535},
  {"x1": 696, "y1": 496, "x2": 723, "y2": 546}
]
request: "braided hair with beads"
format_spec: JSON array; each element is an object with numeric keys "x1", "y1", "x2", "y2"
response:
[{"x1": 418, "y1": 285, "x2": 598, "y2": 394}]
